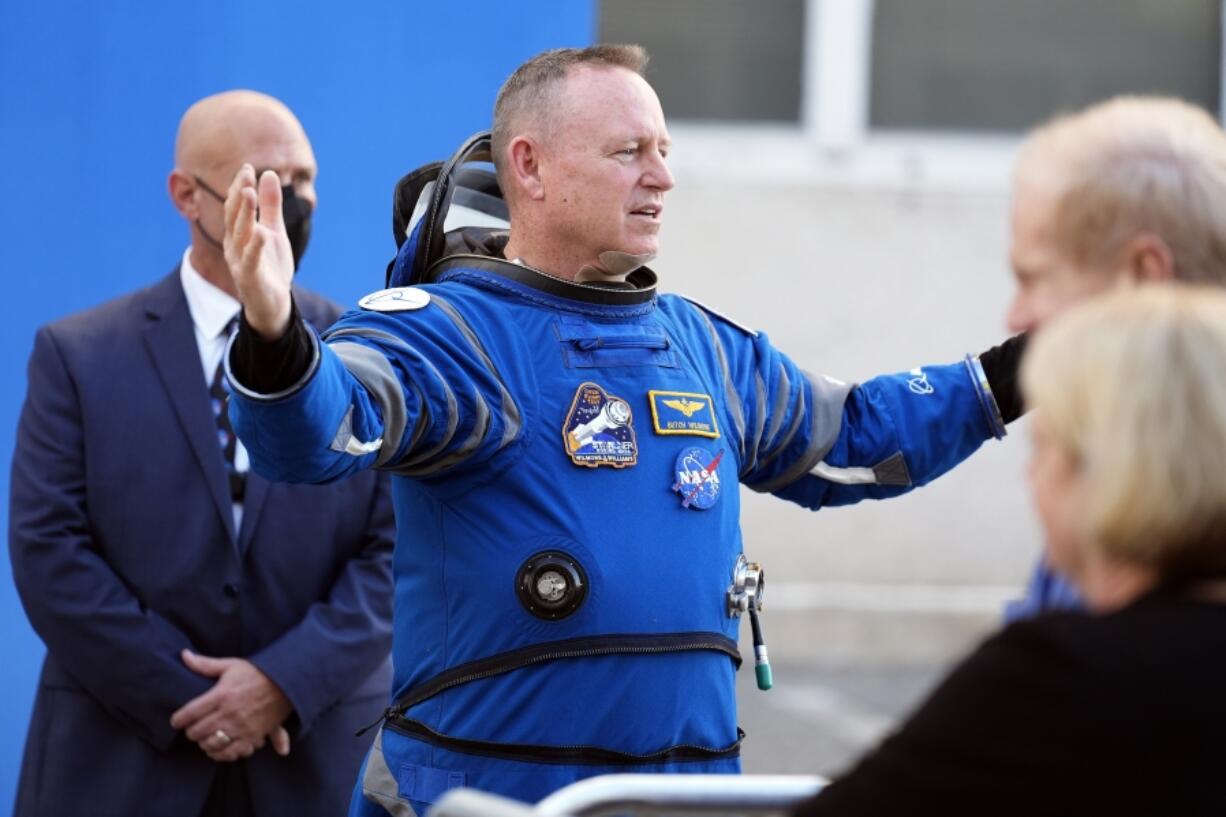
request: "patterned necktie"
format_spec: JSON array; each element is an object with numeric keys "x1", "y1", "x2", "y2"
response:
[{"x1": 209, "y1": 318, "x2": 245, "y2": 502}]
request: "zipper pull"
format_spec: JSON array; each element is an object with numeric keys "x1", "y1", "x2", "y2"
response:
[{"x1": 354, "y1": 705, "x2": 396, "y2": 738}]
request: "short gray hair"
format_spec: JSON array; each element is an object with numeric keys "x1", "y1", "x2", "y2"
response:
[
  {"x1": 1015, "y1": 96, "x2": 1226, "y2": 285},
  {"x1": 491, "y1": 44, "x2": 649, "y2": 187}
]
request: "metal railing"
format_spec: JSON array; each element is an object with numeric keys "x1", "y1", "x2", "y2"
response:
[{"x1": 429, "y1": 774, "x2": 826, "y2": 817}]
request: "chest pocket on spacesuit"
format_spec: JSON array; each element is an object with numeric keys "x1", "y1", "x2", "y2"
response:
[{"x1": 555, "y1": 317, "x2": 678, "y2": 369}]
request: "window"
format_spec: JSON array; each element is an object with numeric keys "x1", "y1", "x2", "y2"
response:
[
  {"x1": 870, "y1": 0, "x2": 1221, "y2": 132},
  {"x1": 598, "y1": 0, "x2": 806, "y2": 122}
]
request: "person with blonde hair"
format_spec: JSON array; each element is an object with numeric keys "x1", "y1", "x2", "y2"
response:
[
  {"x1": 1006, "y1": 94, "x2": 1226, "y2": 618},
  {"x1": 796, "y1": 285, "x2": 1226, "y2": 816}
]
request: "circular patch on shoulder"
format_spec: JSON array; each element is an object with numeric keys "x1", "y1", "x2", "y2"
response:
[{"x1": 358, "y1": 287, "x2": 432, "y2": 312}]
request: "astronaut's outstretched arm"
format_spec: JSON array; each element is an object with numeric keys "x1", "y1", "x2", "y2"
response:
[
  {"x1": 748, "y1": 334, "x2": 1026, "y2": 510},
  {"x1": 227, "y1": 289, "x2": 525, "y2": 486},
  {"x1": 677, "y1": 298, "x2": 1025, "y2": 510}
]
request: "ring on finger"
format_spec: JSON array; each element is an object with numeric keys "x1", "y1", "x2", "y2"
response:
[{"x1": 214, "y1": 729, "x2": 232, "y2": 746}]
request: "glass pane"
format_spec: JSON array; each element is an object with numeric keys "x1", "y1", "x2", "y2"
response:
[
  {"x1": 871, "y1": 0, "x2": 1220, "y2": 132},
  {"x1": 599, "y1": 0, "x2": 805, "y2": 122}
]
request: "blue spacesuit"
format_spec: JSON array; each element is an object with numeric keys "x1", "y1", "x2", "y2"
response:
[{"x1": 228, "y1": 235, "x2": 1007, "y2": 815}]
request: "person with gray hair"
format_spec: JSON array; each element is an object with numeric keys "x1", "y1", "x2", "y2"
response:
[
  {"x1": 218, "y1": 45, "x2": 1024, "y2": 814},
  {"x1": 1004, "y1": 95, "x2": 1226, "y2": 619},
  {"x1": 796, "y1": 285, "x2": 1226, "y2": 816}
]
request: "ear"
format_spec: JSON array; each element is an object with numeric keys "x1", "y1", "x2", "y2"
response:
[
  {"x1": 506, "y1": 136, "x2": 546, "y2": 201},
  {"x1": 168, "y1": 169, "x2": 199, "y2": 220},
  {"x1": 1117, "y1": 231, "x2": 1176, "y2": 283}
]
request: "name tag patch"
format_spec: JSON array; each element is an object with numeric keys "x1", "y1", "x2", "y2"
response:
[
  {"x1": 648, "y1": 390, "x2": 719, "y2": 438},
  {"x1": 563, "y1": 382, "x2": 638, "y2": 468}
]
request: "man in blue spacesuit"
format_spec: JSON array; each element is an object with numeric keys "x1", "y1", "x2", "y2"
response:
[{"x1": 220, "y1": 45, "x2": 1022, "y2": 815}]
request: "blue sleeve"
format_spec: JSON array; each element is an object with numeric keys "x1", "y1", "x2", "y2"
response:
[
  {"x1": 681, "y1": 301, "x2": 1005, "y2": 510},
  {"x1": 1003, "y1": 559, "x2": 1086, "y2": 622},
  {"x1": 228, "y1": 294, "x2": 526, "y2": 485},
  {"x1": 768, "y1": 360, "x2": 1002, "y2": 509}
]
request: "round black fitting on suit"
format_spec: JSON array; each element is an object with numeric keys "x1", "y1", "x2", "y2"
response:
[{"x1": 516, "y1": 551, "x2": 588, "y2": 620}]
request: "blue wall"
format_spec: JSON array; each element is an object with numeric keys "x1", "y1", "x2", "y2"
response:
[{"x1": 0, "y1": 1, "x2": 593, "y2": 807}]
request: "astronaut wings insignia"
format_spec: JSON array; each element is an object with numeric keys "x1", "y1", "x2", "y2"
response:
[
  {"x1": 649, "y1": 390, "x2": 720, "y2": 438},
  {"x1": 662, "y1": 398, "x2": 705, "y2": 418}
]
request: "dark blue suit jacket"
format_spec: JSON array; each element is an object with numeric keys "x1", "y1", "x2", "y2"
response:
[{"x1": 9, "y1": 269, "x2": 395, "y2": 817}]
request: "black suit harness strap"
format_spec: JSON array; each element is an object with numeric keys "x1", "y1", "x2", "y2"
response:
[
  {"x1": 358, "y1": 631, "x2": 744, "y2": 763},
  {"x1": 386, "y1": 716, "x2": 745, "y2": 766}
]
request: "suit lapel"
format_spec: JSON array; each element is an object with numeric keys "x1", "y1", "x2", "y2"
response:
[
  {"x1": 238, "y1": 469, "x2": 270, "y2": 553},
  {"x1": 142, "y1": 271, "x2": 237, "y2": 544}
]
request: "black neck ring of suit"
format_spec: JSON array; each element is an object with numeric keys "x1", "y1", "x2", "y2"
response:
[{"x1": 431, "y1": 255, "x2": 659, "y2": 306}]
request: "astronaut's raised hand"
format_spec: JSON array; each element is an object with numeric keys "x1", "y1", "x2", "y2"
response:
[{"x1": 224, "y1": 164, "x2": 295, "y2": 340}]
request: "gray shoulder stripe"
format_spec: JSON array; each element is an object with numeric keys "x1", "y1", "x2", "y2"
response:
[
  {"x1": 762, "y1": 364, "x2": 791, "y2": 453},
  {"x1": 323, "y1": 325, "x2": 413, "y2": 351},
  {"x1": 391, "y1": 388, "x2": 492, "y2": 478},
  {"x1": 329, "y1": 325, "x2": 467, "y2": 465},
  {"x1": 330, "y1": 342, "x2": 409, "y2": 467},
  {"x1": 431, "y1": 294, "x2": 523, "y2": 451},
  {"x1": 693, "y1": 306, "x2": 746, "y2": 461},
  {"x1": 330, "y1": 336, "x2": 446, "y2": 466},
  {"x1": 747, "y1": 370, "x2": 852, "y2": 494},
  {"x1": 757, "y1": 377, "x2": 807, "y2": 471},
  {"x1": 742, "y1": 370, "x2": 769, "y2": 478},
  {"x1": 805, "y1": 370, "x2": 852, "y2": 459},
  {"x1": 327, "y1": 326, "x2": 430, "y2": 455},
  {"x1": 400, "y1": 379, "x2": 431, "y2": 455},
  {"x1": 391, "y1": 368, "x2": 460, "y2": 470}
]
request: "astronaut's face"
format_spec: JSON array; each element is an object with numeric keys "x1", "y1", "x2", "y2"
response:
[{"x1": 539, "y1": 66, "x2": 675, "y2": 269}]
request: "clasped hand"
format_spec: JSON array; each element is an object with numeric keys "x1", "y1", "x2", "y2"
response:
[{"x1": 170, "y1": 649, "x2": 294, "y2": 762}]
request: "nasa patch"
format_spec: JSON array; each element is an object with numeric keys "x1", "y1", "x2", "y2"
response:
[
  {"x1": 562, "y1": 382, "x2": 638, "y2": 468},
  {"x1": 358, "y1": 287, "x2": 432, "y2": 312},
  {"x1": 649, "y1": 390, "x2": 719, "y2": 438},
  {"x1": 672, "y1": 446, "x2": 724, "y2": 510}
]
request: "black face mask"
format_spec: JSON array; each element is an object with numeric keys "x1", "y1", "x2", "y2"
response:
[{"x1": 194, "y1": 175, "x2": 313, "y2": 271}]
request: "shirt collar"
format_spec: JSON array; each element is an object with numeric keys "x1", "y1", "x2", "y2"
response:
[{"x1": 179, "y1": 247, "x2": 241, "y2": 339}]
